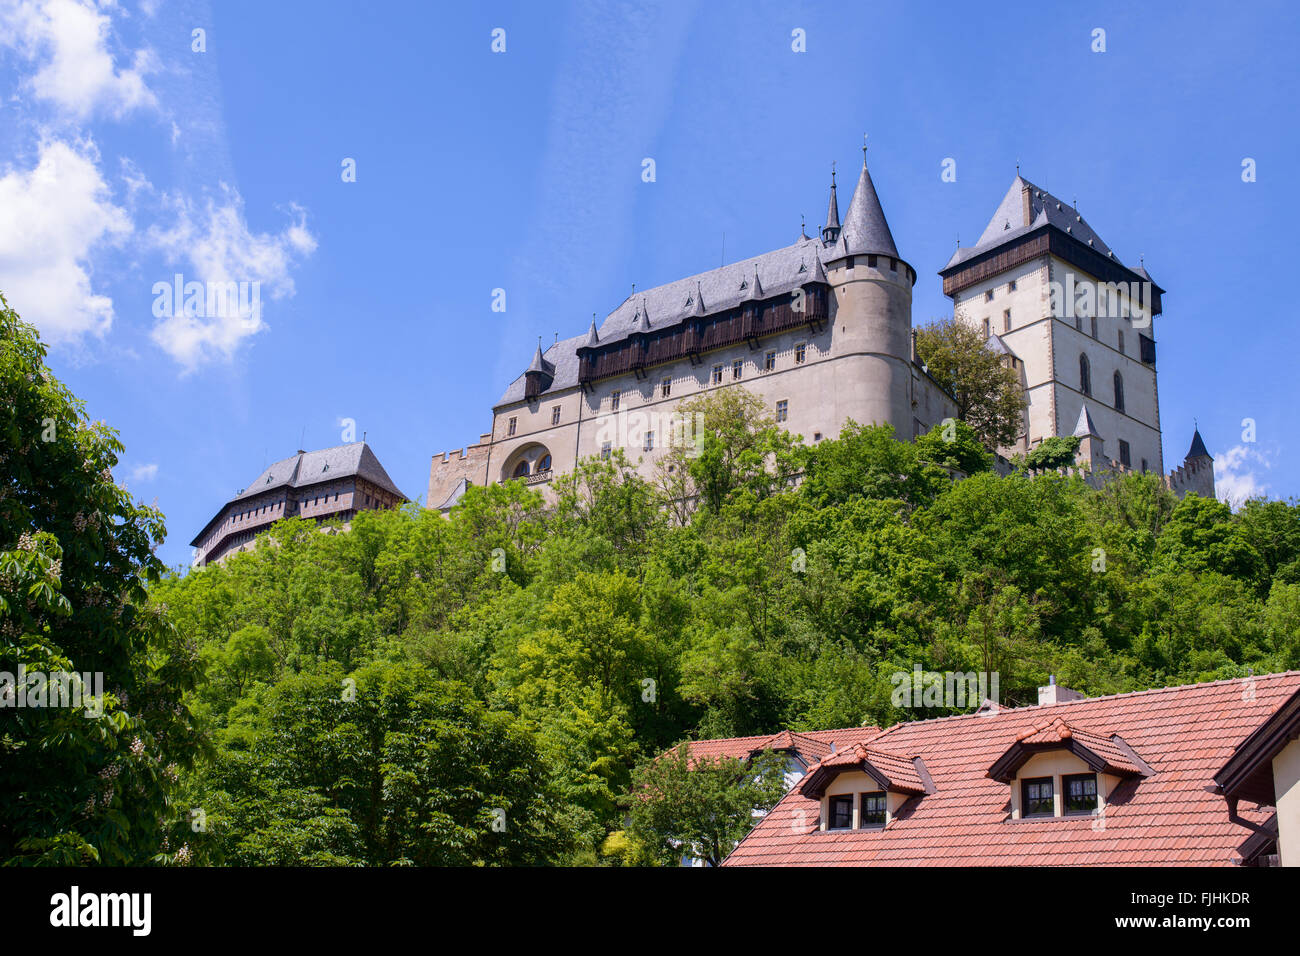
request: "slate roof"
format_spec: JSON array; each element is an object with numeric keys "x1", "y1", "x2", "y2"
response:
[
  {"x1": 496, "y1": 160, "x2": 901, "y2": 408},
  {"x1": 1072, "y1": 404, "x2": 1101, "y2": 438},
  {"x1": 1186, "y1": 427, "x2": 1212, "y2": 461},
  {"x1": 943, "y1": 175, "x2": 1122, "y2": 272},
  {"x1": 722, "y1": 672, "x2": 1300, "y2": 866},
  {"x1": 191, "y1": 442, "x2": 407, "y2": 546}
]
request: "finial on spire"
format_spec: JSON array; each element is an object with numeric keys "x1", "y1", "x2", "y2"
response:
[
  {"x1": 831, "y1": 160, "x2": 836, "y2": 185},
  {"x1": 862, "y1": 132, "x2": 868, "y2": 160},
  {"x1": 1015, "y1": 158, "x2": 1020, "y2": 176}
]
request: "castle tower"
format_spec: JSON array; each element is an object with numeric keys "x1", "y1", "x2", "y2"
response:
[
  {"x1": 940, "y1": 175, "x2": 1165, "y2": 473},
  {"x1": 1171, "y1": 426, "x2": 1216, "y2": 498},
  {"x1": 821, "y1": 153, "x2": 918, "y2": 438}
]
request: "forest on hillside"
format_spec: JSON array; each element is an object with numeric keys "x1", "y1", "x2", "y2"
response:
[{"x1": 5, "y1": 298, "x2": 1300, "y2": 866}]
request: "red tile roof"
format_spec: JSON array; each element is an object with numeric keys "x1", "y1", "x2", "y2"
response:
[
  {"x1": 988, "y1": 717, "x2": 1146, "y2": 782},
  {"x1": 801, "y1": 743, "x2": 929, "y2": 796},
  {"x1": 722, "y1": 672, "x2": 1300, "y2": 867},
  {"x1": 679, "y1": 726, "x2": 880, "y2": 770}
]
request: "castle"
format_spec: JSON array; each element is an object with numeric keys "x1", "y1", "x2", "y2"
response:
[
  {"x1": 427, "y1": 147, "x2": 1214, "y2": 512},
  {"x1": 191, "y1": 443, "x2": 407, "y2": 566}
]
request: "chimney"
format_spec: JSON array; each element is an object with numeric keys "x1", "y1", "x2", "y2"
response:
[{"x1": 1037, "y1": 675, "x2": 1085, "y2": 706}]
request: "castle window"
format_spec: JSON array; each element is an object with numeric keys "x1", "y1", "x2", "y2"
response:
[
  {"x1": 1141, "y1": 458, "x2": 1148, "y2": 473},
  {"x1": 828, "y1": 795, "x2": 853, "y2": 830},
  {"x1": 551, "y1": 406, "x2": 561, "y2": 425},
  {"x1": 1079, "y1": 354, "x2": 1091, "y2": 396},
  {"x1": 1118, "y1": 440, "x2": 1131, "y2": 468},
  {"x1": 764, "y1": 350, "x2": 776, "y2": 371},
  {"x1": 1022, "y1": 777, "x2": 1054, "y2": 818},
  {"x1": 1063, "y1": 774, "x2": 1098, "y2": 815},
  {"x1": 859, "y1": 793, "x2": 886, "y2": 828},
  {"x1": 1090, "y1": 316, "x2": 1098, "y2": 339},
  {"x1": 794, "y1": 343, "x2": 806, "y2": 364},
  {"x1": 776, "y1": 400, "x2": 789, "y2": 422},
  {"x1": 508, "y1": 417, "x2": 517, "y2": 436},
  {"x1": 661, "y1": 377, "x2": 671, "y2": 397},
  {"x1": 644, "y1": 431, "x2": 654, "y2": 452},
  {"x1": 611, "y1": 390, "x2": 621, "y2": 411},
  {"x1": 1118, "y1": 330, "x2": 1125, "y2": 354},
  {"x1": 1008, "y1": 279, "x2": 1017, "y2": 291},
  {"x1": 1003, "y1": 309, "x2": 1011, "y2": 332},
  {"x1": 1113, "y1": 372, "x2": 1125, "y2": 413},
  {"x1": 889, "y1": 258, "x2": 896, "y2": 271},
  {"x1": 867, "y1": 254, "x2": 877, "y2": 268},
  {"x1": 538, "y1": 454, "x2": 552, "y2": 472},
  {"x1": 711, "y1": 364, "x2": 723, "y2": 385},
  {"x1": 600, "y1": 442, "x2": 612, "y2": 460},
  {"x1": 985, "y1": 290, "x2": 994, "y2": 302},
  {"x1": 982, "y1": 317, "x2": 990, "y2": 338},
  {"x1": 732, "y1": 359, "x2": 743, "y2": 380},
  {"x1": 512, "y1": 461, "x2": 530, "y2": 479}
]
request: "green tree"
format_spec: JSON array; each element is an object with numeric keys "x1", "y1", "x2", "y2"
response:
[
  {"x1": 1, "y1": 295, "x2": 202, "y2": 865},
  {"x1": 914, "y1": 317, "x2": 1024, "y2": 449},
  {"x1": 626, "y1": 743, "x2": 787, "y2": 866}
]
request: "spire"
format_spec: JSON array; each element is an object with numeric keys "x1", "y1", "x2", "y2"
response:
[
  {"x1": 691, "y1": 280, "x2": 706, "y2": 317},
  {"x1": 584, "y1": 315, "x2": 599, "y2": 347},
  {"x1": 1186, "y1": 427, "x2": 1212, "y2": 461},
  {"x1": 527, "y1": 338, "x2": 548, "y2": 373},
  {"x1": 640, "y1": 296, "x2": 652, "y2": 329},
  {"x1": 1072, "y1": 404, "x2": 1101, "y2": 438},
  {"x1": 838, "y1": 155, "x2": 899, "y2": 258},
  {"x1": 821, "y1": 162, "x2": 841, "y2": 244},
  {"x1": 743, "y1": 265, "x2": 764, "y2": 301}
]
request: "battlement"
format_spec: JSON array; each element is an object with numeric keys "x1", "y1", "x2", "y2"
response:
[{"x1": 428, "y1": 436, "x2": 491, "y2": 511}]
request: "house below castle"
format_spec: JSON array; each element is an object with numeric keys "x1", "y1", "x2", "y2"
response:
[
  {"x1": 190, "y1": 442, "x2": 407, "y2": 567},
  {"x1": 666, "y1": 672, "x2": 1300, "y2": 867}
]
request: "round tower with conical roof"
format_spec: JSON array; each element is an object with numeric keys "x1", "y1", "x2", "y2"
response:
[{"x1": 820, "y1": 152, "x2": 919, "y2": 438}]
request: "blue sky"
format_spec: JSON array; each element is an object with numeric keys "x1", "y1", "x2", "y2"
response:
[{"x1": 1, "y1": 0, "x2": 1296, "y2": 569}]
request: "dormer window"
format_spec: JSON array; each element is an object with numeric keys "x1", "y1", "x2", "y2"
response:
[
  {"x1": 1022, "y1": 777, "x2": 1054, "y2": 818},
  {"x1": 989, "y1": 717, "x2": 1149, "y2": 821},
  {"x1": 828, "y1": 796, "x2": 853, "y2": 830},
  {"x1": 1064, "y1": 773, "x2": 1099, "y2": 814},
  {"x1": 859, "y1": 793, "x2": 886, "y2": 828}
]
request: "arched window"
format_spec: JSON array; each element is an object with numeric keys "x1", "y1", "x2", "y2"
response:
[
  {"x1": 537, "y1": 454, "x2": 552, "y2": 472},
  {"x1": 1113, "y1": 371, "x2": 1125, "y2": 413},
  {"x1": 511, "y1": 460, "x2": 530, "y2": 478},
  {"x1": 1079, "y1": 354, "x2": 1091, "y2": 396}
]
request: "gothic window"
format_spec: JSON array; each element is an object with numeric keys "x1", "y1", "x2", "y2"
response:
[
  {"x1": 537, "y1": 454, "x2": 552, "y2": 472},
  {"x1": 512, "y1": 461, "x2": 530, "y2": 478},
  {"x1": 1079, "y1": 354, "x2": 1091, "y2": 396},
  {"x1": 1113, "y1": 371, "x2": 1125, "y2": 413},
  {"x1": 508, "y1": 416, "x2": 517, "y2": 437}
]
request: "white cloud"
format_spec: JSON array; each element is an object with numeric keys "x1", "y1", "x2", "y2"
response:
[
  {"x1": 0, "y1": 139, "x2": 131, "y2": 343},
  {"x1": 0, "y1": 0, "x2": 159, "y2": 121},
  {"x1": 146, "y1": 186, "x2": 316, "y2": 370},
  {"x1": 1214, "y1": 444, "x2": 1274, "y2": 508},
  {"x1": 129, "y1": 462, "x2": 158, "y2": 482}
]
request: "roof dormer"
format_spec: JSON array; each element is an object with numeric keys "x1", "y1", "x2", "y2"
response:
[
  {"x1": 989, "y1": 718, "x2": 1151, "y2": 820},
  {"x1": 800, "y1": 743, "x2": 933, "y2": 831}
]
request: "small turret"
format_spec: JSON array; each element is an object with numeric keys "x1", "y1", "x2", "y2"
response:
[
  {"x1": 1072, "y1": 404, "x2": 1104, "y2": 467},
  {"x1": 821, "y1": 164, "x2": 841, "y2": 245},
  {"x1": 523, "y1": 339, "x2": 554, "y2": 401}
]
